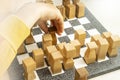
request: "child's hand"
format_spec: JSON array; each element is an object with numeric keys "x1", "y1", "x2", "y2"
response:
[{"x1": 15, "y1": 2, "x2": 64, "y2": 35}]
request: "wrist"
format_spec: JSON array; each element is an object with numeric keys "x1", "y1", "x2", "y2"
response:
[
  {"x1": 15, "y1": 11, "x2": 39, "y2": 29},
  {"x1": 15, "y1": 3, "x2": 44, "y2": 29}
]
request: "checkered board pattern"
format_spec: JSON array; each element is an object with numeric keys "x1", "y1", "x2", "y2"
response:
[{"x1": 8, "y1": 8, "x2": 120, "y2": 80}]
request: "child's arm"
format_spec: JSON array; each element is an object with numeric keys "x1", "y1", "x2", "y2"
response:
[{"x1": 0, "y1": 2, "x2": 63, "y2": 77}]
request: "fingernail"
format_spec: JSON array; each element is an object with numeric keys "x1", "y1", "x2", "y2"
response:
[{"x1": 57, "y1": 32, "x2": 62, "y2": 35}]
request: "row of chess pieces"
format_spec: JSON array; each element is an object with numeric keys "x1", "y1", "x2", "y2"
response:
[
  {"x1": 21, "y1": 26, "x2": 120, "y2": 80},
  {"x1": 36, "y1": 0, "x2": 85, "y2": 20}
]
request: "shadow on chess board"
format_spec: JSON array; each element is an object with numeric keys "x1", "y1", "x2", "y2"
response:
[{"x1": 7, "y1": 8, "x2": 120, "y2": 80}]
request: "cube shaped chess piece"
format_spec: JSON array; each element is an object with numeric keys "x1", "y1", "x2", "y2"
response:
[
  {"x1": 75, "y1": 67, "x2": 89, "y2": 80},
  {"x1": 57, "y1": 5, "x2": 66, "y2": 20},
  {"x1": 65, "y1": 4, "x2": 76, "y2": 19},
  {"x1": 75, "y1": 29, "x2": 86, "y2": 46},
  {"x1": 32, "y1": 48, "x2": 44, "y2": 68},
  {"x1": 75, "y1": 2, "x2": 85, "y2": 18}
]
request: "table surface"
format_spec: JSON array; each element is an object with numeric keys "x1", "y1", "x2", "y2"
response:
[{"x1": 0, "y1": 0, "x2": 120, "y2": 80}]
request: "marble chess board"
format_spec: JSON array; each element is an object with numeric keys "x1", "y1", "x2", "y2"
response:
[{"x1": 8, "y1": 8, "x2": 120, "y2": 80}]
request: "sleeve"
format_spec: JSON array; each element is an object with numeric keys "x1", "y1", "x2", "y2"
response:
[
  {"x1": 0, "y1": 15, "x2": 30, "y2": 76},
  {"x1": 0, "y1": 15, "x2": 30, "y2": 51}
]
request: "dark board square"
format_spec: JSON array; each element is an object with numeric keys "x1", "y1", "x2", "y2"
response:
[
  {"x1": 58, "y1": 36, "x2": 70, "y2": 43},
  {"x1": 32, "y1": 28, "x2": 42, "y2": 35},
  {"x1": 86, "y1": 31, "x2": 90, "y2": 38},
  {"x1": 83, "y1": 23, "x2": 95, "y2": 30},
  {"x1": 69, "y1": 19, "x2": 81, "y2": 26},
  {"x1": 37, "y1": 42, "x2": 42, "y2": 48},
  {"x1": 36, "y1": 68, "x2": 51, "y2": 80},
  {"x1": 64, "y1": 27, "x2": 75, "y2": 35},
  {"x1": 36, "y1": 67, "x2": 75, "y2": 80},
  {"x1": 94, "y1": 25, "x2": 107, "y2": 34},
  {"x1": 29, "y1": 52, "x2": 33, "y2": 57}
]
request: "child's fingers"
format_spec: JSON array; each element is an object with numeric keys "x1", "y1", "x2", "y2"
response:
[
  {"x1": 37, "y1": 20, "x2": 48, "y2": 33},
  {"x1": 51, "y1": 18, "x2": 64, "y2": 35},
  {"x1": 56, "y1": 17, "x2": 64, "y2": 34}
]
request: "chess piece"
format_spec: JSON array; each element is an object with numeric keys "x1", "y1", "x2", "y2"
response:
[
  {"x1": 32, "y1": 48, "x2": 44, "y2": 68},
  {"x1": 75, "y1": 29, "x2": 86, "y2": 46},
  {"x1": 57, "y1": 5, "x2": 66, "y2": 20},
  {"x1": 107, "y1": 35, "x2": 120, "y2": 57},
  {"x1": 75, "y1": 67, "x2": 89, "y2": 80},
  {"x1": 48, "y1": 27, "x2": 57, "y2": 45},
  {"x1": 84, "y1": 42, "x2": 98, "y2": 64},
  {"x1": 91, "y1": 34, "x2": 103, "y2": 42},
  {"x1": 46, "y1": 45, "x2": 58, "y2": 65},
  {"x1": 17, "y1": 43, "x2": 26, "y2": 54},
  {"x1": 63, "y1": 58, "x2": 74, "y2": 70},
  {"x1": 36, "y1": 0, "x2": 53, "y2": 4},
  {"x1": 63, "y1": 43, "x2": 76, "y2": 70},
  {"x1": 63, "y1": 0, "x2": 71, "y2": 6},
  {"x1": 75, "y1": 2, "x2": 85, "y2": 18},
  {"x1": 22, "y1": 57, "x2": 36, "y2": 80},
  {"x1": 72, "y1": 0, "x2": 80, "y2": 4},
  {"x1": 42, "y1": 34, "x2": 53, "y2": 52},
  {"x1": 102, "y1": 32, "x2": 120, "y2": 57},
  {"x1": 56, "y1": 42, "x2": 66, "y2": 56},
  {"x1": 49, "y1": 51, "x2": 63, "y2": 74},
  {"x1": 102, "y1": 32, "x2": 112, "y2": 40},
  {"x1": 25, "y1": 34, "x2": 34, "y2": 44},
  {"x1": 96, "y1": 38, "x2": 109, "y2": 60},
  {"x1": 70, "y1": 39, "x2": 81, "y2": 58},
  {"x1": 65, "y1": 4, "x2": 76, "y2": 19}
]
